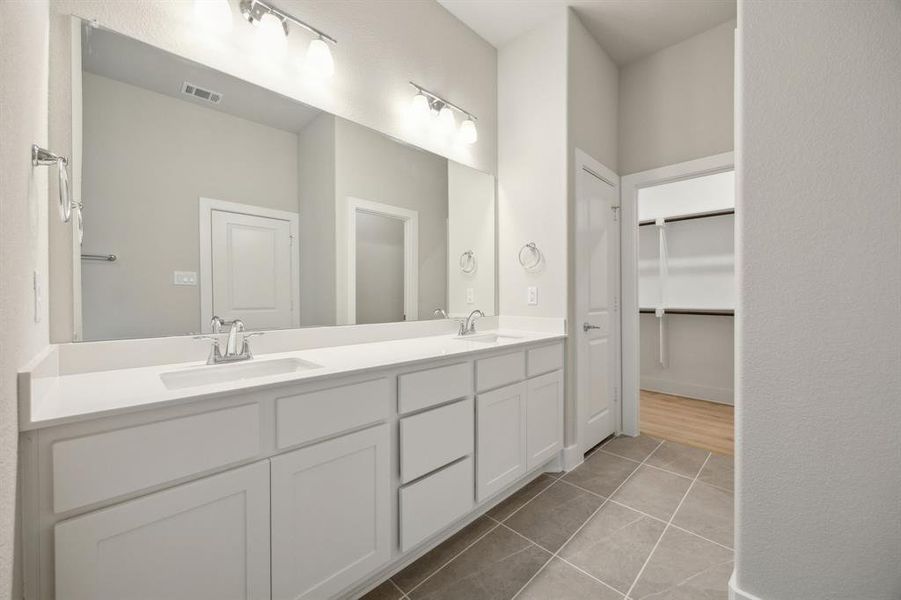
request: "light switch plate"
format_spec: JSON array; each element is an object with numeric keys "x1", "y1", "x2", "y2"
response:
[
  {"x1": 527, "y1": 286, "x2": 538, "y2": 306},
  {"x1": 173, "y1": 271, "x2": 198, "y2": 286},
  {"x1": 466, "y1": 288, "x2": 474, "y2": 304}
]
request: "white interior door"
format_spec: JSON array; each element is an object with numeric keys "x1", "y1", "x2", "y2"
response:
[
  {"x1": 576, "y1": 152, "x2": 621, "y2": 453},
  {"x1": 209, "y1": 208, "x2": 295, "y2": 329}
]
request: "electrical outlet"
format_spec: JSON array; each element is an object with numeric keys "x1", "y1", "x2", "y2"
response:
[
  {"x1": 527, "y1": 286, "x2": 538, "y2": 306},
  {"x1": 33, "y1": 270, "x2": 42, "y2": 323},
  {"x1": 174, "y1": 271, "x2": 198, "y2": 286},
  {"x1": 466, "y1": 288, "x2": 474, "y2": 304}
]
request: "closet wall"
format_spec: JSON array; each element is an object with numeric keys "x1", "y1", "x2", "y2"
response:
[{"x1": 638, "y1": 171, "x2": 735, "y2": 405}]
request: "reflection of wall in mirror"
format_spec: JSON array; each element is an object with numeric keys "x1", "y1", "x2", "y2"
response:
[
  {"x1": 81, "y1": 73, "x2": 299, "y2": 340},
  {"x1": 448, "y1": 162, "x2": 495, "y2": 317},
  {"x1": 329, "y1": 117, "x2": 448, "y2": 326}
]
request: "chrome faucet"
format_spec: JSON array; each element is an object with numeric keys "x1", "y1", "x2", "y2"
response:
[
  {"x1": 461, "y1": 309, "x2": 485, "y2": 336},
  {"x1": 195, "y1": 318, "x2": 263, "y2": 365}
]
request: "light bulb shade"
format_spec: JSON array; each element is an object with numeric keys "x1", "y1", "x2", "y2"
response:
[
  {"x1": 255, "y1": 12, "x2": 288, "y2": 56},
  {"x1": 411, "y1": 93, "x2": 430, "y2": 119},
  {"x1": 305, "y1": 38, "x2": 335, "y2": 78},
  {"x1": 194, "y1": 0, "x2": 234, "y2": 33},
  {"x1": 460, "y1": 118, "x2": 478, "y2": 144},
  {"x1": 437, "y1": 105, "x2": 455, "y2": 132}
]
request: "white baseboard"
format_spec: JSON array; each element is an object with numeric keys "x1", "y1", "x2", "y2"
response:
[
  {"x1": 562, "y1": 443, "x2": 583, "y2": 472},
  {"x1": 729, "y1": 572, "x2": 765, "y2": 600},
  {"x1": 640, "y1": 377, "x2": 734, "y2": 405}
]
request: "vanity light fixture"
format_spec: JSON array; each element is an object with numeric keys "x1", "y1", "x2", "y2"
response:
[
  {"x1": 239, "y1": 0, "x2": 337, "y2": 77},
  {"x1": 409, "y1": 82, "x2": 478, "y2": 144}
]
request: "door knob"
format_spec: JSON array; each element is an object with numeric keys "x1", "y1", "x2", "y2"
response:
[{"x1": 583, "y1": 322, "x2": 600, "y2": 332}]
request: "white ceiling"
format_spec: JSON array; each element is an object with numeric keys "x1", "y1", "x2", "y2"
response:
[
  {"x1": 82, "y1": 24, "x2": 322, "y2": 134},
  {"x1": 437, "y1": 0, "x2": 736, "y2": 65}
]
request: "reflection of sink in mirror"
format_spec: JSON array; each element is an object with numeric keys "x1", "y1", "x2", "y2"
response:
[
  {"x1": 455, "y1": 333, "x2": 522, "y2": 344},
  {"x1": 160, "y1": 357, "x2": 321, "y2": 390}
]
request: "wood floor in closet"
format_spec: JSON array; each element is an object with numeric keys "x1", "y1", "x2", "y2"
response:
[{"x1": 640, "y1": 390, "x2": 734, "y2": 455}]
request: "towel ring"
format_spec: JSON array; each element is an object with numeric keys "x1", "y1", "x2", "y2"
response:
[
  {"x1": 518, "y1": 242, "x2": 542, "y2": 270},
  {"x1": 32, "y1": 145, "x2": 73, "y2": 223},
  {"x1": 459, "y1": 250, "x2": 476, "y2": 274}
]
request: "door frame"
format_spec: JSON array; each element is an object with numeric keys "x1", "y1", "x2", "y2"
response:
[
  {"x1": 198, "y1": 197, "x2": 301, "y2": 333},
  {"x1": 574, "y1": 149, "x2": 621, "y2": 455},
  {"x1": 343, "y1": 197, "x2": 419, "y2": 325},
  {"x1": 619, "y1": 151, "x2": 734, "y2": 435}
]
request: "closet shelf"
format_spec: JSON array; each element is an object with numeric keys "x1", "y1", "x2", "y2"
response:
[
  {"x1": 638, "y1": 208, "x2": 734, "y2": 227},
  {"x1": 639, "y1": 307, "x2": 734, "y2": 316}
]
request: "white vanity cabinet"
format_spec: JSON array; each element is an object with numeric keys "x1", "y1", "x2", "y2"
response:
[
  {"x1": 475, "y1": 346, "x2": 564, "y2": 502},
  {"x1": 54, "y1": 461, "x2": 271, "y2": 600},
  {"x1": 271, "y1": 423, "x2": 391, "y2": 600},
  {"x1": 24, "y1": 337, "x2": 566, "y2": 600}
]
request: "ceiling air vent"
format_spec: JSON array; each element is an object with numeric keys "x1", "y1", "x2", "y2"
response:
[{"x1": 181, "y1": 81, "x2": 222, "y2": 104}]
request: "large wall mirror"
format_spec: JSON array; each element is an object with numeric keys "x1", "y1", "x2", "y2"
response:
[{"x1": 63, "y1": 21, "x2": 496, "y2": 341}]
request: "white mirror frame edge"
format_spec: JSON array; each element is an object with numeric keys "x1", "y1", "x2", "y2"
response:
[{"x1": 619, "y1": 151, "x2": 734, "y2": 436}]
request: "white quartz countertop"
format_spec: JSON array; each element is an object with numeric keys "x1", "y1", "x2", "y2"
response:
[{"x1": 21, "y1": 329, "x2": 565, "y2": 430}]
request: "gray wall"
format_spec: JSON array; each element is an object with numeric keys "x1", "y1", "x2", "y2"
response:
[
  {"x1": 297, "y1": 113, "x2": 336, "y2": 327},
  {"x1": 80, "y1": 73, "x2": 299, "y2": 340},
  {"x1": 735, "y1": 2, "x2": 901, "y2": 599},
  {"x1": 0, "y1": 1, "x2": 50, "y2": 595},
  {"x1": 618, "y1": 19, "x2": 735, "y2": 175}
]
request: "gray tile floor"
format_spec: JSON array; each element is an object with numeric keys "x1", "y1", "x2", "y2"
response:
[{"x1": 363, "y1": 435, "x2": 734, "y2": 600}]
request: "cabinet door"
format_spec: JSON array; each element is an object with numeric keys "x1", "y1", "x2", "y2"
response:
[
  {"x1": 271, "y1": 424, "x2": 390, "y2": 600},
  {"x1": 55, "y1": 461, "x2": 270, "y2": 600},
  {"x1": 526, "y1": 370, "x2": 564, "y2": 469},
  {"x1": 476, "y1": 382, "x2": 527, "y2": 502}
]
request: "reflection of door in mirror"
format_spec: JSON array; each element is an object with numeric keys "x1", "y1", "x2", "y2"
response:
[
  {"x1": 200, "y1": 198, "x2": 300, "y2": 333},
  {"x1": 344, "y1": 198, "x2": 419, "y2": 326},
  {"x1": 355, "y1": 212, "x2": 404, "y2": 324}
]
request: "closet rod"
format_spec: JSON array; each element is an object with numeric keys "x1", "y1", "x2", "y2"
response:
[
  {"x1": 639, "y1": 308, "x2": 734, "y2": 316},
  {"x1": 638, "y1": 208, "x2": 735, "y2": 227}
]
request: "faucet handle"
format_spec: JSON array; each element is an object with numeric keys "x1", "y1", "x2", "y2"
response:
[{"x1": 193, "y1": 335, "x2": 223, "y2": 365}]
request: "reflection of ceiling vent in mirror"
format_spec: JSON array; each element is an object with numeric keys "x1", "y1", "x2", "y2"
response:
[{"x1": 181, "y1": 81, "x2": 222, "y2": 104}]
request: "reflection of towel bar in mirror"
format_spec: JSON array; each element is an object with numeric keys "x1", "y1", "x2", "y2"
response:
[
  {"x1": 81, "y1": 254, "x2": 117, "y2": 262},
  {"x1": 518, "y1": 242, "x2": 542, "y2": 270},
  {"x1": 459, "y1": 250, "x2": 476, "y2": 273}
]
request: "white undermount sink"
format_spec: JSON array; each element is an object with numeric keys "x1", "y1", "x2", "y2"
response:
[
  {"x1": 454, "y1": 333, "x2": 522, "y2": 344},
  {"x1": 159, "y1": 357, "x2": 322, "y2": 390}
]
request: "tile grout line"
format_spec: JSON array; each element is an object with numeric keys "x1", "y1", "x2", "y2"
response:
[
  {"x1": 387, "y1": 578, "x2": 408, "y2": 599},
  {"x1": 597, "y1": 447, "x2": 702, "y2": 482},
  {"x1": 399, "y1": 518, "x2": 502, "y2": 596},
  {"x1": 557, "y1": 477, "x2": 734, "y2": 552},
  {"x1": 509, "y1": 440, "x2": 665, "y2": 600},
  {"x1": 493, "y1": 519, "x2": 627, "y2": 598},
  {"x1": 623, "y1": 452, "x2": 712, "y2": 599},
  {"x1": 495, "y1": 473, "x2": 567, "y2": 524}
]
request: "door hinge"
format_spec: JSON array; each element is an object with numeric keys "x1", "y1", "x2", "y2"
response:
[
  {"x1": 288, "y1": 234, "x2": 294, "y2": 246},
  {"x1": 613, "y1": 297, "x2": 619, "y2": 312},
  {"x1": 611, "y1": 206, "x2": 620, "y2": 222}
]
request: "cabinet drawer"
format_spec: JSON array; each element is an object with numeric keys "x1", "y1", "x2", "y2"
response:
[
  {"x1": 276, "y1": 378, "x2": 390, "y2": 449},
  {"x1": 400, "y1": 398, "x2": 473, "y2": 484},
  {"x1": 399, "y1": 457, "x2": 474, "y2": 552},
  {"x1": 527, "y1": 343, "x2": 564, "y2": 377},
  {"x1": 398, "y1": 362, "x2": 472, "y2": 414},
  {"x1": 52, "y1": 404, "x2": 261, "y2": 513},
  {"x1": 475, "y1": 351, "x2": 525, "y2": 392}
]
